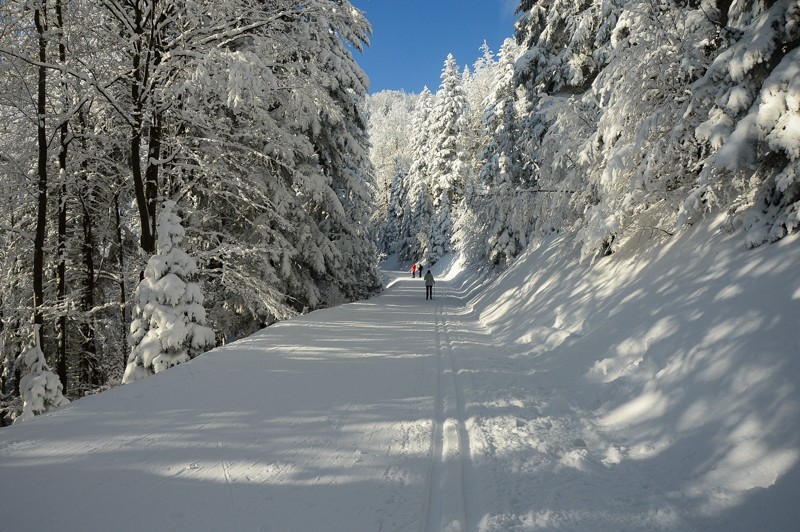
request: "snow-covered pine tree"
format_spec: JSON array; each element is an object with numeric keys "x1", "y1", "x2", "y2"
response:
[{"x1": 123, "y1": 201, "x2": 214, "y2": 383}]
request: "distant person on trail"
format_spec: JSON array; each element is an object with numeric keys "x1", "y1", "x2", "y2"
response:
[
  {"x1": 411, "y1": 263, "x2": 417, "y2": 278},
  {"x1": 424, "y1": 270, "x2": 435, "y2": 300}
]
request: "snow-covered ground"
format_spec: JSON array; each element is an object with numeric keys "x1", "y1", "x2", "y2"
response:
[{"x1": 1, "y1": 215, "x2": 798, "y2": 531}]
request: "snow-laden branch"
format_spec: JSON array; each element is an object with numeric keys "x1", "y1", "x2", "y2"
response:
[{"x1": 0, "y1": 46, "x2": 137, "y2": 127}]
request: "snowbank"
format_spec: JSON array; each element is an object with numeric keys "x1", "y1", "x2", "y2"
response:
[{"x1": 470, "y1": 215, "x2": 800, "y2": 529}]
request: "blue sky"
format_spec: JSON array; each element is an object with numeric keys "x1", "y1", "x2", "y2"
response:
[{"x1": 349, "y1": 1, "x2": 519, "y2": 94}]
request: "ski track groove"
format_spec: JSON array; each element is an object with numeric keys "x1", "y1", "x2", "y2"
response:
[
  {"x1": 423, "y1": 282, "x2": 473, "y2": 532},
  {"x1": 422, "y1": 302, "x2": 445, "y2": 532},
  {"x1": 441, "y1": 297, "x2": 477, "y2": 532}
]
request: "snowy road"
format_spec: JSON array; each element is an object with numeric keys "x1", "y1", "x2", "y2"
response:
[{"x1": 0, "y1": 268, "x2": 496, "y2": 532}]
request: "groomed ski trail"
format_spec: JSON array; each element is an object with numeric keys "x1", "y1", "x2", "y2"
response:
[
  {"x1": 0, "y1": 266, "x2": 494, "y2": 532},
  {"x1": 423, "y1": 281, "x2": 480, "y2": 532}
]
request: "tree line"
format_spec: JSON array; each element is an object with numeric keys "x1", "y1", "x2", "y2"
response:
[{"x1": 369, "y1": 0, "x2": 799, "y2": 269}]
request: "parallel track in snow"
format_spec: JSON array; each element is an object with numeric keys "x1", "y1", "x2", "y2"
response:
[{"x1": 423, "y1": 284, "x2": 475, "y2": 532}]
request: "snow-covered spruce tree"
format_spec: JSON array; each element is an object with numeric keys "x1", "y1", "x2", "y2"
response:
[
  {"x1": 429, "y1": 192, "x2": 455, "y2": 263},
  {"x1": 452, "y1": 41, "x2": 504, "y2": 267},
  {"x1": 288, "y1": 2, "x2": 381, "y2": 304},
  {"x1": 398, "y1": 87, "x2": 436, "y2": 262},
  {"x1": 426, "y1": 54, "x2": 468, "y2": 264},
  {"x1": 460, "y1": 42, "x2": 498, "y2": 181},
  {"x1": 402, "y1": 150, "x2": 435, "y2": 263},
  {"x1": 14, "y1": 327, "x2": 69, "y2": 423},
  {"x1": 123, "y1": 201, "x2": 214, "y2": 383},
  {"x1": 515, "y1": 0, "x2": 621, "y2": 94},
  {"x1": 512, "y1": 0, "x2": 626, "y2": 258},
  {"x1": 462, "y1": 37, "x2": 532, "y2": 268},
  {"x1": 568, "y1": 3, "x2": 701, "y2": 258},
  {"x1": 407, "y1": 180, "x2": 435, "y2": 263},
  {"x1": 247, "y1": 0, "x2": 380, "y2": 306}
]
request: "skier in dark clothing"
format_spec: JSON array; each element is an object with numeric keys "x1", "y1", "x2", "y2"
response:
[{"x1": 424, "y1": 270, "x2": 435, "y2": 300}]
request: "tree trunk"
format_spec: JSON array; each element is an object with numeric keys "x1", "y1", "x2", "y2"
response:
[
  {"x1": 130, "y1": 2, "x2": 155, "y2": 254},
  {"x1": 32, "y1": 1, "x2": 48, "y2": 327},
  {"x1": 79, "y1": 197, "x2": 100, "y2": 389},
  {"x1": 56, "y1": 181, "x2": 68, "y2": 392},
  {"x1": 75, "y1": 107, "x2": 101, "y2": 391},
  {"x1": 131, "y1": 103, "x2": 153, "y2": 254},
  {"x1": 145, "y1": 112, "x2": 162, "y2": 249},
  {"x1": 55, "y1": 0, "x2": 69, "y2": 393},
  {"x1": 114, "y1": 192, "x2": 129, "y2": 367}
]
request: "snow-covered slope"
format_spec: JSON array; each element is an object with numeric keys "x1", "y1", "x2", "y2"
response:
[
  {"x1": 468, "y1": 214, "x2": 800, "y2": 529},
  {"x1": 0, "y1": 216, "x2": 797, "y2": 531}
]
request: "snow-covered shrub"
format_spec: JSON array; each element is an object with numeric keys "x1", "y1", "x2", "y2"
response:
[{"x1": 14, "y1": 329, "x2": 69, "y2": 423}]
